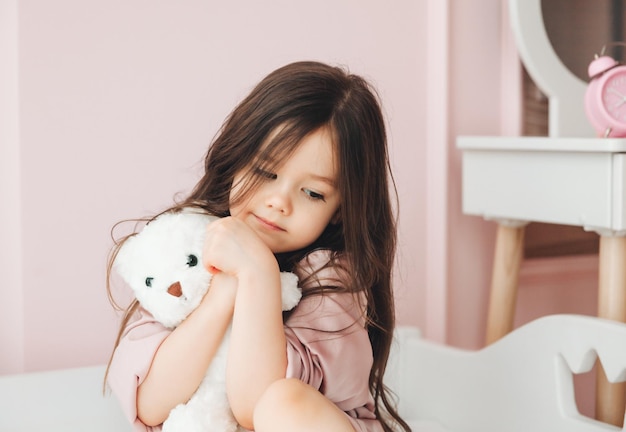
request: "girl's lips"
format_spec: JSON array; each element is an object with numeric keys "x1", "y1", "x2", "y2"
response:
[{"x1": 254, "y1": 214, "x2": 285, "y2": 231}]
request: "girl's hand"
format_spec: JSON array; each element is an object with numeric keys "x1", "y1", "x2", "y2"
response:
[{"x1": 202, "y1": 217, "x2": 277, "y2": 279}]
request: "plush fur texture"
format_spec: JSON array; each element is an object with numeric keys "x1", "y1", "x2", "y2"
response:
[{"x1": 114, "y1": 210, "x2": 301, "y2": 432}]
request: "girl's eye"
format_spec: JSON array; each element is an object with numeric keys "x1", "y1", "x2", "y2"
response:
[
  {"x1": 186, "y1": 254, "x2": 198, "y2": 267},
  {"x1": 254, "y1": 167, "x2": 277, "y2": 180},
  {"x1": 145, "y1": 277, "x2": 154, "y2": 287},
  {"x1": 304, "y1": 189, "x2": 325, "y2": 202}
]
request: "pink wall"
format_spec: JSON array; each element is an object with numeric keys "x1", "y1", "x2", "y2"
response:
[
  {"x1": 0, "y1": 0, "x2": 24, "y2": 373},
  {"x1": 446, "y1": 1, "x2": 503, "y2": 347},
  {"x1": 1, "y1": 0, "x2": 429, "y2": 373}
]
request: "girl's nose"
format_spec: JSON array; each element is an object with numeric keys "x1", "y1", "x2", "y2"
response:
[{"x1": 265, "y1": 184, "x2": 292, "y2": 215}]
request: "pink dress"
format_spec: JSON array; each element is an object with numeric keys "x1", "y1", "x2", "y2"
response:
[{"x1": 107, "y1": 250, "x2": 382, "y2": 432}]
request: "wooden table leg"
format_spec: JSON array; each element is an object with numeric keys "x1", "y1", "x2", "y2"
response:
[
  {"x1": 486, "y1": 223, "x2": 526, "y2": 345},
  {"x1": 596, "y1": 235, "x2": 626, "y2": 426}
]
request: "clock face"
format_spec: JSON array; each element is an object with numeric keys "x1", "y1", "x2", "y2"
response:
[{"x1": 601, "y1": 70, "x2": 626, "y2": 122}]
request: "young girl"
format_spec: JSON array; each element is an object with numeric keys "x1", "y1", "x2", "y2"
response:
[{"x1": 106, "y1": 61, "x2": 410, "y2": 432}]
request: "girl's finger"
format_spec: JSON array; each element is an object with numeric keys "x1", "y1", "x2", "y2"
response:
[{"x1": 207, "y1": 265, "x2": 221, "y2": 275}]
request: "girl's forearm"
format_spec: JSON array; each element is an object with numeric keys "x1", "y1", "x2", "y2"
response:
[
  {"x1": 137, "y1": 281, "x2": 235, "y2": 426},
  {"x1": 227, "y1": 269, "x2": 287, "y2": 430}
]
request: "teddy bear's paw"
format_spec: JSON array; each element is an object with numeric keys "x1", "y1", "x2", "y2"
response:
[{"x1": 279, "y1": 272, "x2": 301, "y2": 311}]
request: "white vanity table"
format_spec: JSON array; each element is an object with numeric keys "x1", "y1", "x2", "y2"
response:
[
  {"x1": 460, "y1": 137, "x2": 626, "y2": 235},
  {"x1": 459, "y1": 136, "x2": 626, "y2": 339},
  {"x1": 458, "y1": 0, "x2": 626, "y2": 426}
]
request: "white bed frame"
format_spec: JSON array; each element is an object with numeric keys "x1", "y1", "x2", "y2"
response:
[{"x1": 1, "y1": 314, "x2": 625, "y2": 431}]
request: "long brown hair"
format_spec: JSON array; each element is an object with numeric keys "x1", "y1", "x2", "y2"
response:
[{"x1": 106, "y1": 61, "x2": 409, "y2": 432}]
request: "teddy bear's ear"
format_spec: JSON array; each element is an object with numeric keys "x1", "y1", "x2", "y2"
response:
[{"x1": 113, "y1": 234, "x2": 139, "y2": 278}]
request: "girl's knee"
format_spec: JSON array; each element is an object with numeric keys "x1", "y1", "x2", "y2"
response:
[
  {"x1": 254, "y1": 379, "x2": 355, "y2": 432},
  {"x1": 254, "y1": 379, "x2": 317, "y2": 429},
  {"x1": 256, "y1": 378, "x2": 312, "y2": 414}
]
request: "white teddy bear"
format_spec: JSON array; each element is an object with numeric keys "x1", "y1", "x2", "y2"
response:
[{"x1": 114, "y1": 209, "x2": 301, "y2": 432}]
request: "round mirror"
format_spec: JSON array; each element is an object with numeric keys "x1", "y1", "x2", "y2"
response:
[
  {"x1": 509, "y1": 0, "x2": 593, "y2": 136},
  {"x1": 542, "y1": 0, "x2": 625, "y2": 82}
]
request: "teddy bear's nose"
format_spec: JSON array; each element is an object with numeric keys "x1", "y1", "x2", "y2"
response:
[{"x1": 167, "y1": 281, "x2": 183, "y2": 297}]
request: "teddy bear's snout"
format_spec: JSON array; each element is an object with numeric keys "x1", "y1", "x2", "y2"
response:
[{"x1": 167, "y1": 281, "x2": 183, "y2": 298}]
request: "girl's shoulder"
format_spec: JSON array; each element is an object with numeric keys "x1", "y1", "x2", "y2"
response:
[
  {"x1": 294, "y1": 249, "x2": 350, "y2": 291},
  {"x1": 289, "y1": 249, "x2": 366, "y2": 330}
]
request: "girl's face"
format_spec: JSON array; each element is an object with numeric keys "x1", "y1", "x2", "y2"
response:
[{"x1": 229, "y1": 127, "x2": 341, "y2": 254}]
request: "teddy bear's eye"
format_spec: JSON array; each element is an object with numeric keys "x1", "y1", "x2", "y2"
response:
[
  {"x1": 186, "y1": 254, "x2": 198, "y2": 267},
  {"x1": 145, "y1": 277, "x2": 154, "y2": 287}
]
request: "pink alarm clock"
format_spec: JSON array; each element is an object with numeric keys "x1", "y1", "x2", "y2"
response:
[{"x1": 585, "y1": 52, "x2": 626, "y2": 138}]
